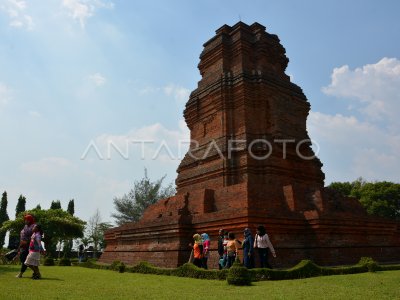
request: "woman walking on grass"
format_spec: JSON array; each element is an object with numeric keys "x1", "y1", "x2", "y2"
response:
[
  {"x1": 15, "y1": 214, "x2": 36, "y2": 278},
  {"x1": 24, "y1": 224, "x2": 44, "y2": 279}
]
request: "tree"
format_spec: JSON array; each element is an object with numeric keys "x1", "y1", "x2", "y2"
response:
[
  {"x1": 8, "y1": 195, "x2": 27, "y2": 248},
  {"x1": 35, "y1": 204, "x2": 41, "y2": 210},
  {"x1": 50, "y1": 200, "x2": 62, "y2": 210},
  {"x1": 1, "y1": 208, "x2": 86, "y2": 257},
  {"x1": 328, "y1": 178, "x2": 400, "y2": 220},
  {"x1": 327, "y1": 181, "x2": 353, "y2": 197},
  {"x1": 64, "y1": 199, "x2": 75, "y2": 257},
  {"x1": 111, "y1": 169, "x2": 175, "y2": 225},
  {"x1": 67, "y1": 199, "x2": 75, "y2": 215},
  {"x1": 15, "y1": 195, "x2": 26, "y2": 217},
  {"x1": 80, "y1": 237, "x2": 92, "y2": 249},
  {"x1": 357, "y1": 182, "x2": 400, "y2": 220},
  {"x1": 86, "y1": 209, "x2": 112, "y2": 258},
  {"x1": 0, "y1": 191, "x2": 9, "y2": 248}
]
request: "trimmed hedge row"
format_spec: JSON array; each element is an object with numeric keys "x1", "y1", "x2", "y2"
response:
[
  {"x1": 77, "y1": 257, "x2": 400, "y2": 284},
  {"x1": 77, "y1": 259, "x2": 229, "y2": 279}
]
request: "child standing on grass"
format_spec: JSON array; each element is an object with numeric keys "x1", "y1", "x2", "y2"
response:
[{"x1": 24, "y1": 224, "x2": 44, "y2": 279}]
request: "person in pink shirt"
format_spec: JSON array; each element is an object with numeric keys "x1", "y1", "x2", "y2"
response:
[{"x1": 24, "y1": 224, "x2": 44, "y2": 279}]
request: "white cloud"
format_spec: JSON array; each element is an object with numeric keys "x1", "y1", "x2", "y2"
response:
[
  {"x1": 0, "y1": 82, "x2": 12, "y2": 109},
  {"x1": 308, "y1": 76, "x2": 400, "y2": 183},
  {"x1": 322, "y1": 57, "x2": 400, "y2": 128},
  {"x1": 91, "y1": 121, "x2": 190, "y2": 162},
  {"x1": 87, "y1": 72, "x2": 106, "y2": 86},
  {"x1": 308, "y1": 112, "x2": 400, "y2": 183},
  {"x1": 311, "y1": 58, "x2": 400, "y2": 183},
  {"x1": 163, "y1": 84, "x2": 190, "y2": 103},
  {"x1": 62, "y1": 0, "x2": 114, "y2": 29},
  {"x1": 0, "y1": 0, "x2": 34, "y2": 30}
]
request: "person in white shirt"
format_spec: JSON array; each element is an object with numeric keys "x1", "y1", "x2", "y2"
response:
[{"x1": 253, "y1": 225, "x2": 276, "y2": 268}]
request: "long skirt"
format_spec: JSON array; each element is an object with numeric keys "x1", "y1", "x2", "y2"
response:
[{"x1": 25, "y1": 251, "x2": 40, "y2": 267}]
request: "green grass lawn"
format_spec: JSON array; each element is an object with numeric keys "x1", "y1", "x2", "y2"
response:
[{"x1": 1, "y1": 265, "x2": 399, "y2": 300}]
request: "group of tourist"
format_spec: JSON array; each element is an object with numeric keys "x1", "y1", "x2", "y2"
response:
[
  {"x1": 14, "y1": 215, "x2": 276, "y2": 279},
  {"x1": 190, "y1": 225, "x2": 276, "y2": 269}
]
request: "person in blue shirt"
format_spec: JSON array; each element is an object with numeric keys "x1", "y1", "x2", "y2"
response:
[{"x1": 242, "y1": 228, "x2": 255, "y2": 269}]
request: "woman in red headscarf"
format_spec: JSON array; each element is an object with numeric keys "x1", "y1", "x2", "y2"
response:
[{"x1": 15, "y1": 214, "x2": 36, "y2": 278}]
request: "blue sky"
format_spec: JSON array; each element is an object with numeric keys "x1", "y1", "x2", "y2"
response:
[{"x1": 0, "y1": 0, "x2": 399, "y2": 224}]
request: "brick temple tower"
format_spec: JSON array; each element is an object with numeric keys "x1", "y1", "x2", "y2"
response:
[{"x1": 101, "y1": 22, "x2": 400, "y2": 268}]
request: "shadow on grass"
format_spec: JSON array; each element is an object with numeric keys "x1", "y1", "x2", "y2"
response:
[
  {"x1": 38, "y1": 277, "x2": 64, "y2": 281},
  {"x1": 14, "y1": 276, "x2": 64, "y2": 281},
  {"x1": 0, "y1": 266, "x2": 64, "y2": 281}
]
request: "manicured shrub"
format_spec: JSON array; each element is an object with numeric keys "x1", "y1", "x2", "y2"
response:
[
  {"x1": 367, "y1": 261, "x2": 379, "y2": 272},
  {"x1": 43, "y1": 257, "x2": 55, "y2": 266},
  {"x1": 227, "y1": 260, "x2": 251, "y2": 286},
  {"x1": 77, "y1": 257, "x2": 400, "y2": 283},
  {"x1": 358, "y1": 257, "x2": 378, "y2": 272},
  {"x1": 59, "y1": 258, "x2": 71, "y2": 266},
  {"x1": 358, "y1": 257, "x2": 375, "y2": 265},
  {"x1": 118, "y1": 262, "x2": 126, "y2": 273},
  {"x1": 379, "y1": 264, "x2": 400, "y2": 271},
  {"x1": 110, "y1": 260, "x2": 122, "y2": 271},
  {"x1": 130, "y1": 261, "x2": 164, "y2": 274},
  {"x1": 78, "y1": 259, "x2": 111, "y2": 270}
]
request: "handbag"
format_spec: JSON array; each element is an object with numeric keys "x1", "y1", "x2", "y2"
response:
[{"x1": 254, "y1": 234, "x2": 259, "y2": 249}]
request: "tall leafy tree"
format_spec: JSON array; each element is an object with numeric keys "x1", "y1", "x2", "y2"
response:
[
  {"x1": 0, "y1": 191, "x2": 9, "y2": 248},
  {"x1": 1, "y1": 208, "x2": 86, "y2": 257},
  {"x1": 111, "y1": 169, "x2": 175, "y2": 225},
  {"x1": 64, "y1": 199, "x2": 75, "y2": 257},
  {"x1": 8, "y1": 195, "x2": 26, "y2": 249},
  {"x1": 67, "y1": 199, "x2": 75, "y2": 215},
  {"x1": 15, "y1": 195, "x2": 26, "y2": 217},
  {"x1": 327, "y1": 181, "x2": 353, "y2": 197},
  {"x1": 86, "y1": 209, "x2": 112, "y2": 258},
  {"x1": 50, "y1": 200, "x2": 62, "y2": 210},
  {"x1": 328, "y1": 178, "x2": 400, "y2": 220}
]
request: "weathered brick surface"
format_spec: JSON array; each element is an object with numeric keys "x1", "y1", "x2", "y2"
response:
[{"x1": 101, "y1": 22, "x2": 400, "y2": 268}]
